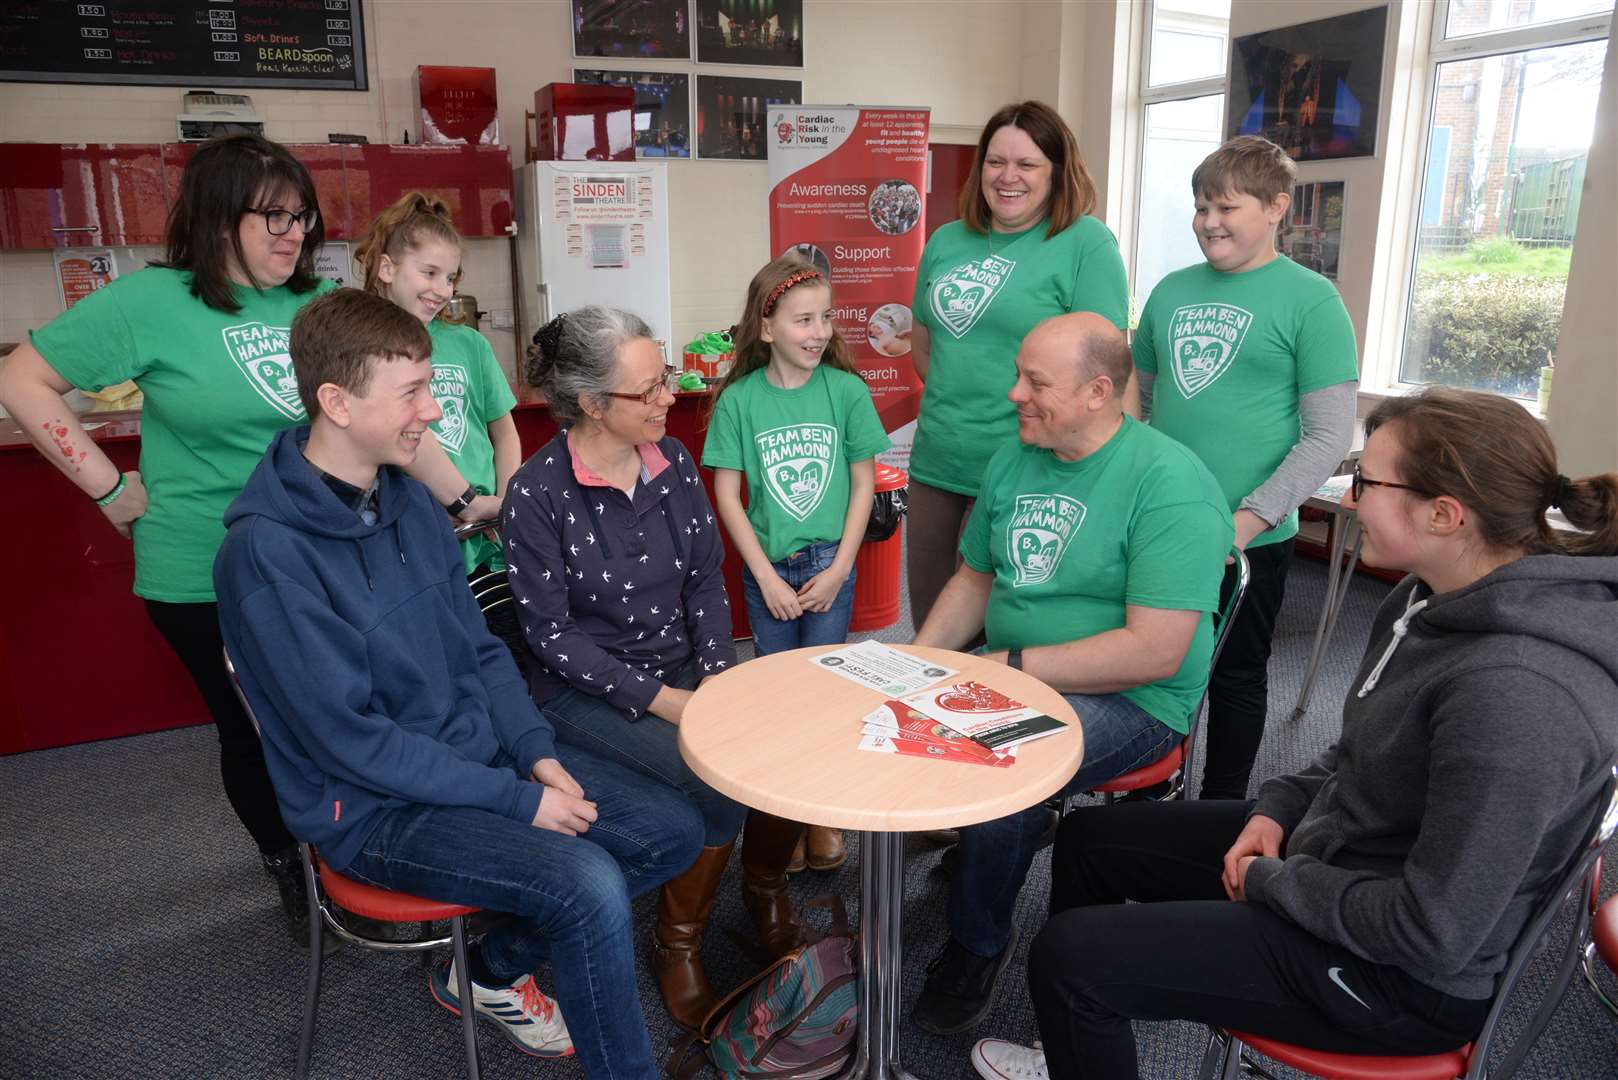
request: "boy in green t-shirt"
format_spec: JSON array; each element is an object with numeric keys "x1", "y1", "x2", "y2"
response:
[{"x1": 1130, "y1": 135, "x2": 1358, "y2": 800}]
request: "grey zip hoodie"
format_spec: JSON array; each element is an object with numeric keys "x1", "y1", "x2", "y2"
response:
[{"x1": 1244, "y1": 553, "x2": 1618, "y2": 999}]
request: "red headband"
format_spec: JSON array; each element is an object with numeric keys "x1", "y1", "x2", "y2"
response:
[{"x1": 762, "y1": 269, "x2": 825, "y2": 316}]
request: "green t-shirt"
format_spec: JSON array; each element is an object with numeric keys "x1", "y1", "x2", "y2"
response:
[
  {"x1": 427, "y1": 318, "x2": 517, "y2": 574},
  {"x1": 1134, "y1": 256, "x2": 1358, "y2": 547},
  {"x1": 702, "y1": 365, "x2": 890, "y2": 562},
  {"x1": 32, "y1": 267, "x2": 334, "y2": 603},
  {"x1": 911, "y1": 216, "x2": 1128, "y2": 497},
  {"x1": 959, "y1": 416, "x2": 1233, "y2": 733}
]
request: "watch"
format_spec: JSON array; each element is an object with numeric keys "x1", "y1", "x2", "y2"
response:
[
  {"x1": 444, "y1": 485, "x2": 478, "y2": 515},
  {"x1": 1007, "y1": 648, "x2": 1024, "y2": 671}
]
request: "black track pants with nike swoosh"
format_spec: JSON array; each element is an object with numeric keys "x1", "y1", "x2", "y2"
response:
[{"x1": 1027, "y1": 800, "x2": 1490, "y2": 1080}]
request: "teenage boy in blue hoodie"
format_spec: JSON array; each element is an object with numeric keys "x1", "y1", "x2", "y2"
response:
[{"x1": 214, "y1": 288, "x2": 702, "y2": 1080}]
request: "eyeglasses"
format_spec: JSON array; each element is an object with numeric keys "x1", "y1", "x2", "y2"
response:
[
  {"x1": 1351, "y1": 463, "x2": 1432, "y2": 502},
  {"x1": 602, "y1": 367, "x2": 680, "y2": 405},
  {"x1": 245, "y1": 207, "x2": 320, "y2": 236}
]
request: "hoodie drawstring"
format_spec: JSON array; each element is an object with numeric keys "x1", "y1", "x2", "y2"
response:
[
  {"x1": 356, "y1": 541, "x2": 374, "y2": 591},
  {"x1": 1357, "y1": 589, "x2": 1429, "y2": 698}
]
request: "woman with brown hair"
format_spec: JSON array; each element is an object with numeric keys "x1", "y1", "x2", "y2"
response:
[
  {"x1": 971, "y1": 385, "x2": 1618, "y2": 1079},
  {"x1": 906, "y1": 100, "x2": 1129, "y2": 630}
]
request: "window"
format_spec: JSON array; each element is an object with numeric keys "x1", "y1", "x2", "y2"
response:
[
  {"x1": 1132, "y1": 0, "x2": 1231, "y2": 310},
  {"x1": 1394, "y1": 0, "x2": 1611, "y2": 398}
]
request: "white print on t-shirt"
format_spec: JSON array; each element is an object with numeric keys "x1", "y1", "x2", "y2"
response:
[
  {"x1": 1167, "y1": 303, "x2": 1253, "y2": 399},
  {"x1": 430, "y1": 363, "x2": 471, "y2": 455},
  {"x1": 222, "y1": 322, "x2": 303, "y2": 420},
  {"x1": 757, "y1": 423, "x2": 838, "y2": 522},
  {"x1": 1006, "y1": 493, "x2": 1085, "y2": 587},
  {"x1": 929, "y1": 254, "x2": 1016, "y2": 340}
]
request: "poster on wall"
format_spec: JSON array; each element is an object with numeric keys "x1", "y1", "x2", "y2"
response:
[
  {"x1": 698, "y1": 75, "x2": 802, "y2": 160},
  {"x1": 574, "y1": 68, "x2": 692, "y2": 158},
  {"x1": 1226, "y1": 5, "x2": 1388, "y2": 161},
  {"x1": 1281, "y1": 180, "x2": 1345, "y2": 282},
  {"x1": 572, "y1": 0, "x2": 690, "y2": 59},
  {"x1": 314, "y1": 243, "x2": 354, "y2": 287},
  {"x1": 54, "y1": 248, "x2": 118, "y2": 311},
  {"x1": 694, "y1": 0, "x2": 804, "y2": 66},
  {"x1": 768, "y1": 105, "x2": 931, "y2": 466}
]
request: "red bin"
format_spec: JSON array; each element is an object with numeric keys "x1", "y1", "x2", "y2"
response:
[{"x1": 848, "y1": 464, "x2": 907, "y2": 633}]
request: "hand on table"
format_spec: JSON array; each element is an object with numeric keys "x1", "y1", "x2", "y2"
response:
[
  {"x1": 796, "y1": 566, "x2": 849, "y2": 614},
  {"x1": 1222, "y1": 813, "x2": 1283, "y2": 900}
]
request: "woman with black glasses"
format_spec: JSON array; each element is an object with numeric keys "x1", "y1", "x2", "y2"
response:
[
  {"x1": 0, "y1": 134, "x2": 478, "y2": 945},
  {"x1": 504, "y1": 308, "x2": 802, "y2": 1029},
  {"x1": 971, "y1": 385, "x2": 1618, "y2": 1080}
]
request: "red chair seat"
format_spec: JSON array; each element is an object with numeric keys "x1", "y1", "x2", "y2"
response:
[
  {"x1": 1231, "y1": 1030, "x2": 1472, "y2": 1080},
  {"x1": 1092, "y1": 740, "x2": 1185, "y2": 793},
  {"x1": 316, "y1": 856, "x2": 480, "y2": 922},
  {"x1": 1595, "y1": 894, "x2": 1618, "y2": 973}
]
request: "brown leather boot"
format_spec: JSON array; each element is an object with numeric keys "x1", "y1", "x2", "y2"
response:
[
  {"x1": 742, "y1": 811, "x2": 806, "y2": 958},
  {"x1": 805, "y1": 825, "x2": 848, "y2": 871},
  {"x1": 653, "y1": 841, "x2": 733, "y2": 1029}
]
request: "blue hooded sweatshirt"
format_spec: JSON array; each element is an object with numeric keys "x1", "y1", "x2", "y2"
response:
[{"x1": 214, "y1": 427, "x2": 554, "y2": 871}]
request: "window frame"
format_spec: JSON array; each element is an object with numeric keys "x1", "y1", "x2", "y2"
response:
[{"x1": 1362, "y1": 0, "x2": 1612, "y2": 403}]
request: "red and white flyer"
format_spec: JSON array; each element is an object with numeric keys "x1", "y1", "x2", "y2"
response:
[
  {"x1": 899, "y1": 680, "x2": 1069, "y2": 752},
  {"x1": 859, "y1": 698, "x2": 1006, "y2": 765}
]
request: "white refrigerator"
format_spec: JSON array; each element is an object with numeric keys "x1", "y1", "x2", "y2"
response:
[{"x1": 513, "y1": 160, "x2": 674, "y2": 353}]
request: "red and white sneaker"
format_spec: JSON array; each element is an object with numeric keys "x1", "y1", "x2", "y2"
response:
[
  {"x1": 971, "y1": 1037, "x2": 1048, "y2": 1080},
  {"x1": 429, "y1": 957, "x2": 574, "y2": 1058}
]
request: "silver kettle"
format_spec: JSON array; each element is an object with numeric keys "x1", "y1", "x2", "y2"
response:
[{"x1": 441, "y1": 294, "x2": 481, "y2": 326}]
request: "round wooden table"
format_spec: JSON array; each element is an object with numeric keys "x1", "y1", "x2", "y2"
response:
[{"x1": 680, "y1": 645, "x2": 1083, "y2": 1080}]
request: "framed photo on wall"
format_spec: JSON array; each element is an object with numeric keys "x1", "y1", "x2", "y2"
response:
[
  {"x1": 1226, "y1": 5, "x2": 1388, "y2": 161},
  {"x1": 1281, "y1": 179, "x2": 1346, "y2": 281},
  {"x1": 694, "y1": 0, "x2": 804, "y2": 67},
  {"x1": 696, "y1": 74, "x2": 802, "y2": 160},
  {"x1": 572, "y1": 0, "x2": 690, "y2": 60},
  {"x1": 574, "y1": 68, "x2": 693, "y2": 157}
]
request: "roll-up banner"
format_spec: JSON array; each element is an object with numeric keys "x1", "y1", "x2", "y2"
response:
[{"x1": 767, "y1": 105, "x2": 930, "y2": 468}]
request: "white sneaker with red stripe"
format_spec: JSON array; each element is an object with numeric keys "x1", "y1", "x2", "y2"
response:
[
  {"x1": 971, "y1": 1037, "x2": 1048, "y2": 1080},
  {"x1": 429, "y1": 957, "x2": 574, "y2": 1058}
]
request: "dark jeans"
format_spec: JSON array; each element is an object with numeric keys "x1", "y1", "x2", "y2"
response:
[
  {"x1": 145, "y1": 599, "x2": 294, "y2": 854},
  {"x1": 1029, "y1": 800, "x2": 1490, "y2": 1079},
  {"x1": 544, "y1": 660, "x2": 747, "y2": 847},
  {"x1": 1199, "y1": 538, "x2": 1294, "y2": 800},
  {"x1": 949, "y1": 692, "x2": 1178, "y2": 956},
  {"x1": 345, "y1": 742, "x2": 703, "y2": 1080},
  {"x1": 742, "y1": 540, "x2": 858, "y2": 656}
]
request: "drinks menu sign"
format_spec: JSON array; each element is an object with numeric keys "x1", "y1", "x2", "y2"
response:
[{"x1": 0, "y1": 0, "x2": 368, "y2": 90}]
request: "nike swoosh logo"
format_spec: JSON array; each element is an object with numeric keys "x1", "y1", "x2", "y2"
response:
[{"x1": 1328, "y1": 966, "x2": 1372, "y2": 1010}]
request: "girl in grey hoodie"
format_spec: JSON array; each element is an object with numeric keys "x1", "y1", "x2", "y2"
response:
[{"x1": 973, "y1": 386, "x2": 1618, "y2": 1080}]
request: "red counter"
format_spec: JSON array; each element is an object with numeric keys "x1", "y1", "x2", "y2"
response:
[{"x1": 1, "y1": 388, "x2": 746, "y2": 754}]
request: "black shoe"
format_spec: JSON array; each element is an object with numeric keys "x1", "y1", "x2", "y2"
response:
[{"x1": 911, "y1": 927, "x2": 1020, "y2": 1035}]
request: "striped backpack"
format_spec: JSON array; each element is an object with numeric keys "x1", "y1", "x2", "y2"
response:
[{"x1": 668, "y1": 896, "x2": 859, "y2": 1079}]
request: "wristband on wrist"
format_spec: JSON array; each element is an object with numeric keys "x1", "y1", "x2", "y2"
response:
[
  {"x1": 1007, "y1": 647, "x2": 1024, "y2": 671},
  {"x1": 93, "y1": 473, "x2": 127, "y2": 508},
  {"x1": 444, "y1": 484, "x2": 478, "y2": 515}
]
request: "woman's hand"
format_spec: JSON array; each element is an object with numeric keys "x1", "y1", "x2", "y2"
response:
[
  {"x1": 796, "y1": 565, "x2": 849, "y2": 614},
  {"x1": 648, "y1": 685, "x2": 693, "y2": 725},
  {"x1": 102, "y1": 470, "x2": 149, "y2": 538},
  {"x1": 1222, "y1": 813, "x2": 1284, "y2": 900},
  {"x1": 759, "y1": 570, "x2": 804, "y2": 621},
  {"x1": 459, "y1": 493, "x2": 503, "y2": 524}
]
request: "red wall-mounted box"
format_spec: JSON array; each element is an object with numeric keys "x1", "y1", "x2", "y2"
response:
[
  {"x1": 418, "y1": 65, "x2": 500, "y2": 146},
  {"x1": 532, "y1": 82, "x2": 636, "y2": 162}
]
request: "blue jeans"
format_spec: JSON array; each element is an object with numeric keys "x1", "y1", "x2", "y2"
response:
[
  {"x1": 742, "y1": 540, "x2": 858, "y2": 656},
  {"x1": 949, "y1": 691, "x2": 1180, "y2": 956},
  {"x1": 343, "y1": 744, "x2": 703, "y2": 1080},
  {"x1": 543, "y1": 660, "x2": 747, "y2": 846}
]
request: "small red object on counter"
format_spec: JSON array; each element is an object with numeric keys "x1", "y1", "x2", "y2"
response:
[{"x1": 417, "y1": 66, "x2": 500, "y2": 146}]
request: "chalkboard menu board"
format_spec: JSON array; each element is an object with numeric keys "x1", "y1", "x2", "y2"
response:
[{"x1": 0, "y1": 1, "x2": 368, "y2": 91}]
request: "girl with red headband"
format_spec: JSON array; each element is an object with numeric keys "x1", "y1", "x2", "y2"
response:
[{"x1": 703, "y1": 253, "x2": 891, "y2": 873}]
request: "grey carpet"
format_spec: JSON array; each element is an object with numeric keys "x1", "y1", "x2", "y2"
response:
[{"x1": 3, "y1": 555, "x2": 1615, "y2": 1078}]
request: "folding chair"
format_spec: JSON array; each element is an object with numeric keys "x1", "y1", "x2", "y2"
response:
[
  {"x1": 1201, "y1": 764, "x2": 1618, "y2": 1080},
  {"x1": 1090, "y1": 547, "x2": 1251, "y2": 803},
  {"x1": 223, "y1": 652, "x2": 485, "y2": 1080}
]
